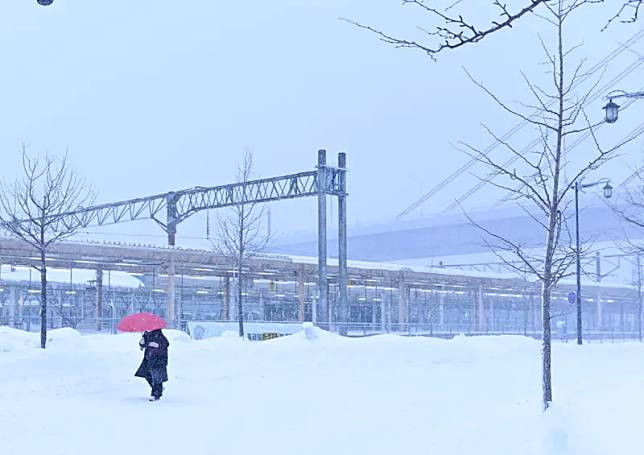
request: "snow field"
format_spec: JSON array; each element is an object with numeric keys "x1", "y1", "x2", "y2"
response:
[{"x1": 0, "y1": 325, "x2": 642, "y2": 454}]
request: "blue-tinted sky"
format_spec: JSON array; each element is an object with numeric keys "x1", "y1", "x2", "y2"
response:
[{"x1": 0, "y1": 1, "x2": 641, "y2": 248}]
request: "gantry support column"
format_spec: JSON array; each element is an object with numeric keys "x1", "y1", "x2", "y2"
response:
[
  {"x1": 317, "y1": 150, "x2": 328, "y2": 326},
  {"x1": 337, "y1": 152, "x2": 348, "y2": 334},
  {"x1": 166, "y1": 192, "x2": 178, "y2": 326}
]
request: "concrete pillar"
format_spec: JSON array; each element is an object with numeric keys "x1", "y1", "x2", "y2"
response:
[
  {"x1": 166, "y1": 256, "x2": 176, "y2": 327},
  {"x1": 523, "y1": 294, "x2": 529, "y2": 336},
  {"x1": 418, "y1": 291, "x2": 426, "y2": 324},
  {"x1": 596, "y1": 290, "x2": 603, "y2": 330},
  {"x1": 386, "y1": 301, "x2": 391, "y2": 331},
  {"x1": 297, "y1": 266, "x2": 305, "y2": 322},
  {"x1": 532, "y1": 293, "x2": 539, "y2": 334},
  {"x1": 439, "y1": 292, "x2": 445, "y2": 326},
  {"x1": 489, "y1": 297, "x2": 495, "y2": 332},
  {"x1": 478, "y1": 285, "x2": 485, "y2": 332},
  {"x1": 371, "y1": 297, "x2": 377, "y2": 324},
  {"x1": 18, "y1": 290, "x2": 25, "y2": 329},
  {"x1": 223, "y1": 276, "x2": 230, "y2": 321},
  {"x1": 96, "y1": 268, "x2": 103, "y2": 331},
  {"x1": 380, "y1": 296, "x2": 386, "y2": 332},
  {"x1": 398, "y1": 281, "x2": 408, "y2": 328},
  {"x1": 9, "y1": 286, "x2": 16, "y2": 326}
]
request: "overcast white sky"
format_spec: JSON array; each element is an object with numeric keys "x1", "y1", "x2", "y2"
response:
[{"x1": 0, "y1": 1, "x2": 642, "y2": 248}]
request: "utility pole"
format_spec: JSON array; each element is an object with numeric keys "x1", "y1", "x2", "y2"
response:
[
  {"x1": 574, "y1": 178, "x2": 612, "y2": 345},
  {"x1": 575, "y1": 182, "x2": 582, "y2": 345}
]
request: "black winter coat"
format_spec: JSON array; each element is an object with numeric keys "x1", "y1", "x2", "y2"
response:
[{"x1": 134, "y1": 329, "x2": 169, "y2": 384}]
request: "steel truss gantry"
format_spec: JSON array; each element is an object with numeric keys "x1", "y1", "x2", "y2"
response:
[{"x1": 2, "y1": 150, "x2": 348, "y2": 328}]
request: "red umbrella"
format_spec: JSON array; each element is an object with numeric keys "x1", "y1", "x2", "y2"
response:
[{"x1": 117, "y1": 312, "x2": 167, "y2": 332}]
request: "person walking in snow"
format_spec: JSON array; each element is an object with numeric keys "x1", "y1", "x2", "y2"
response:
[{"x1": 135, "y1": 328, "x2": 169, "y2": 401}]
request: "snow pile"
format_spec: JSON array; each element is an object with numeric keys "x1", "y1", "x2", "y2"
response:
[
  {"x1": 1, "y1": 326, "x2": 642, "y2": 455},
  {"x1": 46, "y1": 327, "x2": 84, "y2": 350},
  {"x1": 0, "y1": 326, "x2": 38, "y2": 352}
]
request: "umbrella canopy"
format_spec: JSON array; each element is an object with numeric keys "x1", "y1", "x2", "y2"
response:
[{"x1": 117, "y1": 312, "x2": 167, "y2": 333}]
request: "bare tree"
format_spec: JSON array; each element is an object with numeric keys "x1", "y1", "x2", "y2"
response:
[
  {"x1": 0, "y1": 148, "x2": 93, "y2": 348},
  {"x1": 213, "y1": 151, "x2": 270, "y2": 338},
  {"x1": 49, "y1": 288, "x2": 83, "y2": 329},
  {"x1": 612, "y1": 173, "x2": 644, "y2": 341},
  {"x1": 615, "y1": 167, "x2": 644, "y2": 232},
  {"x1": 345, "y1": 0, "x2": 641, "y2": 59},
  {"x1": 452, "y1": 1, "x2": 641, "y2": 410}
]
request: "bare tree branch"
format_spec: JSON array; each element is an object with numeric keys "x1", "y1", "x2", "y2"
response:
[
  {"x1": 0, "y1": 147, "x2": 93, "y2": 348},
  {"x1": 345, "y1": 1, "x2": 639, "y2": 59}
]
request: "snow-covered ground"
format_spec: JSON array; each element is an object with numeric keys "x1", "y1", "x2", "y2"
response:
[{"x1": 1, "y1": 325, "x2": 642, "y2": 455}]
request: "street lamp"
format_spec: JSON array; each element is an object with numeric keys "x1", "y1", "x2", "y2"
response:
[
  {"x1": 37, "y1": 0, "x2": 54, "y2": 5},
  {"x1": 603, "y1": 99, "x2": 620, "y2": 124},
  {"x1": 574, "y1": 178, "x2": 612, "y2": 345},
  {"x1": 602, "y1": 182, "x2": 613, "y2": 199},
  {"x1": 603, "y1": 90, "x2": 644, "y2": 123}
]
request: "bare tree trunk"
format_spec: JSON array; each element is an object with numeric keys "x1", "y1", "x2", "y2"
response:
[
  {"x1": 40, "y1": 250, "x2": 47, "y2": 349},
  {"x1": 541, "y1": 280, "x2": 553, "y2": 409},
  {"x1": 541, "y1": 201, "x2": 559, "y2": 410},
  {"x1": 539, "y1": 5, "x2": 566, "y2": 410}
]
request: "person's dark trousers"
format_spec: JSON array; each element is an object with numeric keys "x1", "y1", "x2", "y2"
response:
[{"x1": 151, "y1": 382, "x2": 163, "y2": 399}]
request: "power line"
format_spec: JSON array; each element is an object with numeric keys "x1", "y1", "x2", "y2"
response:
[
  {"x1": 397, "y1": 27, "x2": 644, "y2": 218},
  {"x1": 446, "y1": 56, "x2": 644, "y2": 211},
  {"x1": 490, "y1": 86, "x2": 644, "y2": 207}
]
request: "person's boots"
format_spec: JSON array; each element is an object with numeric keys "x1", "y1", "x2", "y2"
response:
[{"x1": 149, "y1": 383, "x2": 162, "y2": 401}]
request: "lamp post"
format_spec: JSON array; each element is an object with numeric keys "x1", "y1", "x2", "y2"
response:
[
  {"x1": 603, "y1": 90, "x2": 644, "y2": 123},
  {"x1": 574, "y1": 178, "x2": 613, "y2": 345}
]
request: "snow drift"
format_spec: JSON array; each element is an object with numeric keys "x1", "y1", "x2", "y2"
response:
[{"x1": 0, "y1": 324, "x2": 641, "y2": 455}]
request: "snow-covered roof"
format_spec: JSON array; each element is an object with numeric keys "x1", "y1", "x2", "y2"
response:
[{"x1": 0, "y1": 265, "x2": 143, "y2": 289}]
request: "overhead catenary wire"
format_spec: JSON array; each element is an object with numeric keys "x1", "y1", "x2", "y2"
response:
[
  {"x1": 491, "y1": 87, "x2": 644, "y2": 207},
  {"x1": 397, "y1": 27, "x2": 644, "y2": 219},
  {"x1": 447, "y1": 59, "x2": 644, "y2": 211}
]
